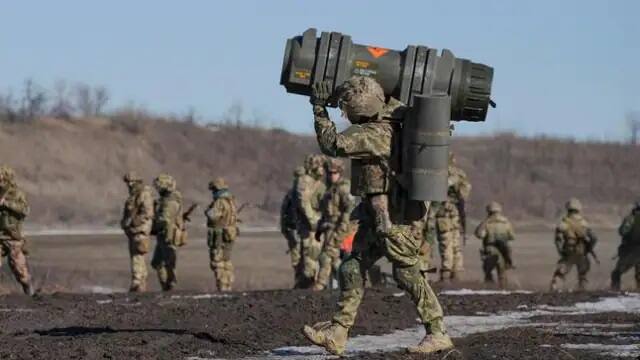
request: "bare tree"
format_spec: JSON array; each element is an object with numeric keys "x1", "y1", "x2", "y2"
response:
[
  {"x1": 93, "y1": 86, "x2": 109, "y2": 116},
  {"x1": 50, "y1": 80, "x2": 74, "y2": 119},
  {"x1": 74, "y1": 83, "x2": 93, "y2": 117},
  {"x1": 224, "y1": 99, "x2": 244, "y2": 127},
  {"x1": 20, "y1": 79, "x2": 47, "y2": 121},
  {"x1": 627, "y1": 111, "x2": 640, "y2": 145}
]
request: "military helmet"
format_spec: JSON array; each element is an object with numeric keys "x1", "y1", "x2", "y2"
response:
[
  {"x1": 566, "y1": 198, "x2": 582, "y2": 212},
  {"x1": 337, "y1": 76, "x2": 385, "y2": 121},
  {"x1": 486, "y1": 201, "x2": 502, "y2": 214},
  {"x1": 208, "y1": 177, "x2": 227, "y2": 190},
  {"x1": 325, "y1": 158, "x2": 345, "y2": 174},
  {"x1": 293, "y1": 166, "x2": 305, "y2": 178},
  {"x1": 153, "y1": 174, "x2": 176, "y2": 192},
  {"x1": 123, "y1": 171, "x2": 142, "y2": 183},
  {"x1": 0, "y1": 165, "x2": 16, "y2": 186},
  {"x1": 304, "y1": 154, "x2": 325, "y2": 172}
]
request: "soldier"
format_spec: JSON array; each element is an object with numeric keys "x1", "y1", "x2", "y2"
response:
[
  {"x1": 420, "y1": 206, "x2": 438, "y2": 279},
  {"x1": 120, "y1": 172, "x2": 154, "y2": 292},
  {"x1": 549, "y1": 198, "x2": 598, "y2": 292},
  {"x1": 434, "y1": 153, "x2": 471, "y2": 282},
  {"x1": 313, "y1": 158, "x2": 354, "y2": 291},
  {"x1": 205, "y1": 177, "x2": 238, "y2": 292},
  {"x1": 295, "y1": 154, "x2": 326, "y2": 289},
  {"x1": 302, "y1": 77, "x2": 452, "y2": 354},
  {"x1": 151, "y1": 174, "x2": 184, "y2": 291},
  {"x1": 0, "y1": 165, "x2": 33, "y2": 295},
  {"x1": 474, "y1": 202, "x2": 515, "y2": 288},
  {"x1": 611, "y1": 201, "x2": 640, "y2": 291},
  {"x1": 280, "y1": 166, "x2": 305, "y2": 283}
]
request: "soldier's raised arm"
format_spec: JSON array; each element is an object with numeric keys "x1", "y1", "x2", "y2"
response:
[{"x1": 2, "y1": 190, "x2": 29, "y2": 219}]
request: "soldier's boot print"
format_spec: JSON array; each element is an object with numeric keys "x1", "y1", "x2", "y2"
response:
[{"x1": 302, "y1": 321, "x2": 348, "y2": 356}]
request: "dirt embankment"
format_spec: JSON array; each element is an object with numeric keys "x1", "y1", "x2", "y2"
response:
[{"x1": 1, "y1": 117, "x2": 638, "y2": 228}]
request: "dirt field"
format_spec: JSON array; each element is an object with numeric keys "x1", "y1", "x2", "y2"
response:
[
  {"x1": 3, "y1": 227, "x2": 634, "y2": 293},
  {"x1": 0, "y1": 228, "x2": 638, "y2": 359}
]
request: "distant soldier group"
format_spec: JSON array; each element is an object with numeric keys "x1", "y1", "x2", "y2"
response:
[{"x1": 120, "y1": 173, "x2": 236, "y2": 292}]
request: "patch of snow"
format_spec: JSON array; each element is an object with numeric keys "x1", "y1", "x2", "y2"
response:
[
  {"x1": 80, "y1": 285, "x2": 126, "y2": 294},
  {"x1": 0, "y1": 308, "x2": 35, "y2": 312},
  {"x1": 561, "y1": 343, "x2": 640, "y2": 358},
  {"x1": 171, "y1": 294, "x2": 234, "y2": 300},
  {"x1": 440, "y1": 289, "x2": 533, "y2": 296},
  {"x1": 96, "y1": 299, "x2": 113, "y2": 305}
]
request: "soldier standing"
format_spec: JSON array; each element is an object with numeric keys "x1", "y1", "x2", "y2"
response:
[
  {"x1": 280, "y1": 166, "x2": 305, "y2": 283},
  {"x1": 295, "y1": 154, "x2": 326, "y2": 289},
  {"x1": 151, "y1": 174, "x2": 184, "y2": 291},
  {"x1": 205, "y1": 178, "x2": 238, "y2": 292},
  {"x1": 302, "y1": 77, "x2": 452, "y2": 354},
  {"x1": 474, "y1": 202, "x2": 515, "y2": 288},
  {"x1": 313, "y1": 158, "x2": 354, "y2": 291},
  {"x1": 435, "y1": 153, "x2": 471, "y2": 282},
  {"x1": 611, "y1": 201, "x2": 640, "y2": 291},
  {"x1": 0, "y1": 165, "x2": 33, "y2": 295},
  {"x1": 121, "y1": 172, "x2": 154, "y2": 292},
  {"x1": 549, "y1": 198, "x2": 598, "y2": 291}
]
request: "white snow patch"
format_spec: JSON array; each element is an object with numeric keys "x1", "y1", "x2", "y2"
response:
[
  {"x1": 392, "y1": 292, "x2": 405, "y2": 297},
  {"x1": 80, "y1": 285, "x2": 126, "y2": 294},
  {"x1": 561, "y1": 343, "x2": 640, "y2": 358},
  {"x1": 96, "y1": 299, "x2": 113, "y2": 305},
  {"x1": 171, "y1": 294, "x2": 234, "y2": 300},
  {"x1": 440, "y1": 289, "x2": 533, "y2": 296},
  {"x1": 0, "y1": 308, "x2": 35, "y2": 312}
]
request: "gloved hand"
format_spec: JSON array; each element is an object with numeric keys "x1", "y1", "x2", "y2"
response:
[{"x1": 310, "y1": 81, "x2": 332, "y2": 106}]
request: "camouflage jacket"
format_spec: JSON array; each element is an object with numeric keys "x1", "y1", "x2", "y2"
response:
[
  {"x1": 555, "y1": 213, "x2": 597, "y2": 254},
  {"x1": 0, "y1": 185, "x2": 29, "y2": 239},
  {"x1": 475, "y1": 214, "x2": 515, "y2": 247},
  {"x1": 447, "y1": 165, "x2": 471, "y2": 205},
  {"x1": 205, "y1": 189, "x2": 237, "y2": 230},
  {"x1": 121, "y1": 184, "x2": 154, "y2": 236},
  {"x1": 295, "y1": 173, "x2": 325, "y2": 230},
  {"x1": 319, "y1": 179, "x2": 354, "y2": 235},
  {"x1": 313, "y1": 98, "x2": 406, "y2": 196},
  {"x1": 153, "y1": 190, "x2": 184, "y2": 244},
  {"x1": 618, "y1": 210, "x2": 640, "y2": 246},
  {"x1": 280, "y1": 188, "x2": 297, "y2": 231}
]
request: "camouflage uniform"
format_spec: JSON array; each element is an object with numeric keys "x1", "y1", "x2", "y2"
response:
[
  {"x1": 550, "y1": 198, "x2": 598, "y2": 291},
  {"x1": 313, "y1": 159, "x2": 354, "y2": 291},
  {"x1": 294, "y1": 154, "x2": 326, "y2": 289},
  {"x1": 0, "y1": 166, "x2": 33, "y2": 295},
  {"x1": 151, "y1": 174, "x2": 184, "y2": 291},
  {"x1": 474, "y1": 202, "x2": 515, "y2": 288},
  {"x1": 434, "y1": 156, "x2": 470, "y2": 281},
  {"x1": 280, "y1": 166, "x2": 305, "y2": 280},
  {"x1": 611, "y1": 202, "x2": 640, "y2": 291},
  {"x1": 205, "y1": 178, "x2": 238, "y2": 292},
  {"x1": 303, "y1": 77, "x2": 451, "y2": 355},
  {"x1": 120, "y1": 172, "x2": 154, "y2": 292},
  {"x1": 420, "y1": 206, "x2": 438, "y2": 276}
]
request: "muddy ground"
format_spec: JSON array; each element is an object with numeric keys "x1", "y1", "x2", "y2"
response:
[{"x1": 0, "y1": 229, "x2": 638, "y2": 359}]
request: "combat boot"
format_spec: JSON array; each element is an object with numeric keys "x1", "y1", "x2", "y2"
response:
[
  {"x1": 407, "y1": 333, "x2": 454, "y2": 354},
  {"x1": 21, "y1": 282, "x2": 34, "y2": 296},
  {"x1": 302, "y1": 321, "x2": 348, "y2": 355},
  {"x1": 312, "y1": 282, "x2": 326, "y2": 291}
]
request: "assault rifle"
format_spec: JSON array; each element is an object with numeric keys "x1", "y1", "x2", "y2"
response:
[{"x1": 183, "y1": 203, "x2": 199, "y2": 223}]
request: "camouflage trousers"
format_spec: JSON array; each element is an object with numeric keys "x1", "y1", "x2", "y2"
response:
[
  {"x1": 481, "y1": 245, "x2": 507, "y2": 288},
  {"x1": 315, "y1": 229, "x2": 345, "y2": 290},
  {"x1": 331, "y1": 195, "x2": 446, "y2": 336},
  {"x1": 282, "y1": 226, "x2": 301, "y2": 280},
  {"x1": 151, "y1": 239, "x2": 177, "y2": 291},
  {"x1": 127, "y1": 232, "x2": 150, "y2": 292},
  {"x1": 208, "y1": 228, "x2": 235, "y2": 292},
  {"x1": 418, "y1": 239, "x2": 433, "y2": 274},
  {"x1": 550, "y1": 253, "x2": 590, "y2": 290},
  {"x1": 611, "y1": 246, "x2": 640, "y2": 290},
  {"x1": 0, "y1": 237, "x2": 31, "y2": 288},
  {"x1": 296, "y1": 223, "x2": 323, "y2": 289},
  {"x1": 437, "y1": 229, "x2": 464, "y2": 279}
]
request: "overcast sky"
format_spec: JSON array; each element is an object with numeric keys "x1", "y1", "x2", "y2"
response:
[{"x1": 1, "y1": 0, "x2": 638, "y2": 139}]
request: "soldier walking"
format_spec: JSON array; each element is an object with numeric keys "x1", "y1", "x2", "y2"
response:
[
  {"x1": 151, "y1": 174, "x2": 184, "y2": 291},
  {"x1": 435, "y1": 153, "x2": 471, "y2": 282},
  {"x1": 302, "y1": 77, "x2": 452, "y2": 355},
  {"x1": 294, "y1": 154, "x2": 326, "y2": 289},
  {"x1": 313, "y1": 158, "x2": 354, "y2": 291},
  {"x1": 549, "y1": 198, "x2": 598, "y2": 291},
  {"x1": 0, "y1": 166, "x2": 33, "y2": 295},
  {"x1": 280, "y1": 166, "x2": 305, "y2": 284},
  {"x1": 205, "y1": 178, "x2": 238, "y2": 292},
  {"x1": 611, "y1": 201, "x2": 640, "y2": 291},
  {"x1": 121, "y1": 172, "x2": 154, "y2": 292},
  {"x1": 474, "y1": 202, "x2": 515, "y2": 288}
]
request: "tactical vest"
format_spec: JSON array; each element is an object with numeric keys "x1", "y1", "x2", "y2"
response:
[
  {"x1": 485, "y1": 215, "x2": 511, "y2": 243},
  {"x1": 0, "y1": 187, "x2": 26, "y2": 240}
]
